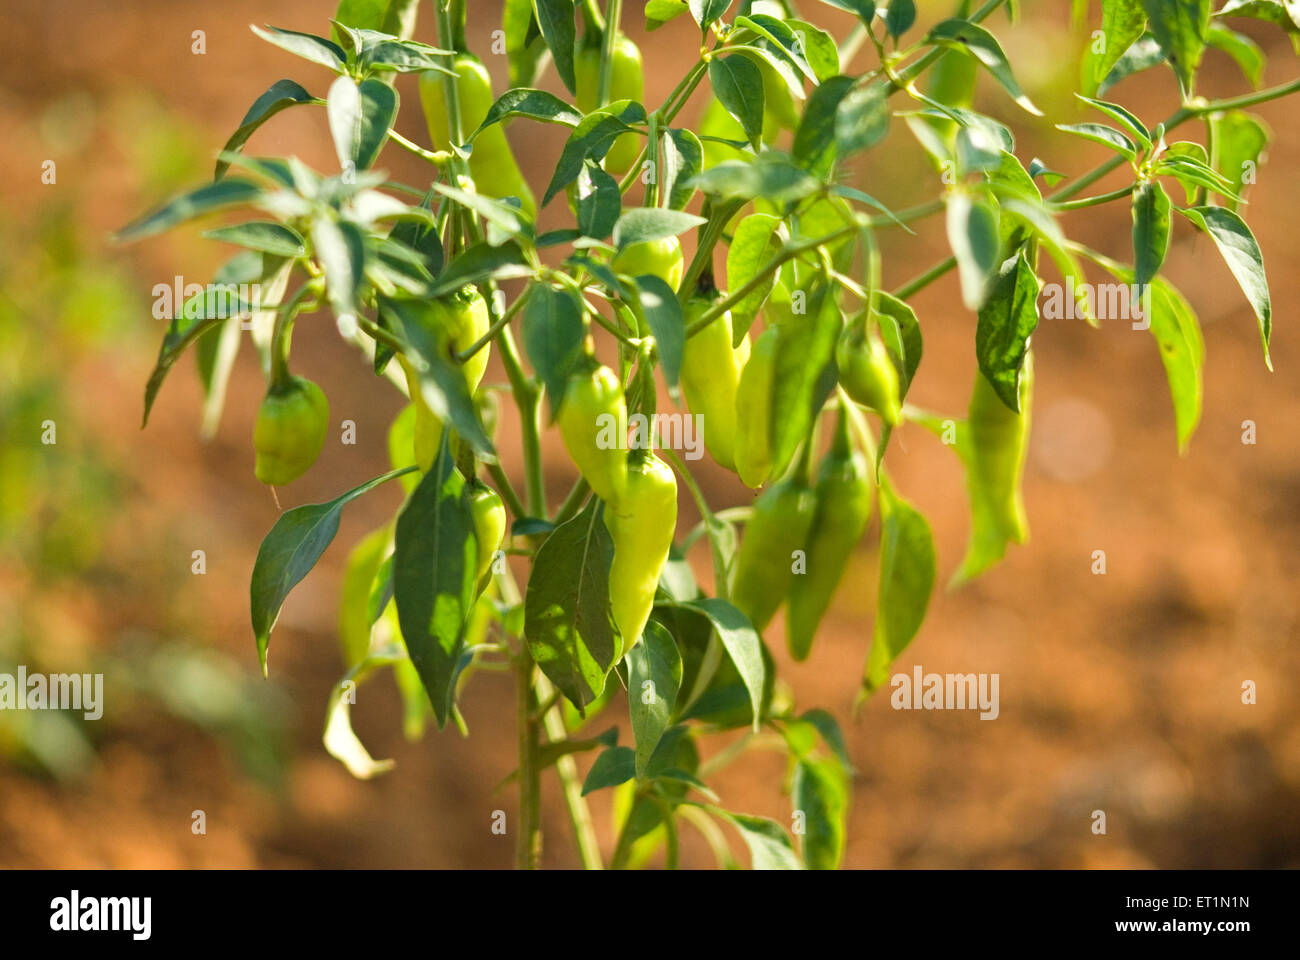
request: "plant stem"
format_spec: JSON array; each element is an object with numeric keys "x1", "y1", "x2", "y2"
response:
[
  {"x1": 893, "y1": 255, "x2": 955, "y2": 300},
  {"x1": 515, "y1": 655, "x2": 542, "y2": 869},
  {"x1": 536, "y1": 674, "x2": 604, "y2": 869},
  {"x1": 457, "y1": 284, "x2": 533, "y2": 363},
  {"x1": 387, "y1": 129, "x2": 451, "y2": 166},
  {"x1": 1049, "y1": 184, "x2": 1134, "y2": 211},
  {"x1": 487, "y1": 460, "x2": 527, "y2": 521},
  {"x1": 888, "y1": 0, "x2": 1010, "y2": 91},
  {"x1": 496, "y1": 325, "x2": 546, "y2": 515},
  {"x1": 598, "y1": 0, "x2": 623, "y2": 107}
]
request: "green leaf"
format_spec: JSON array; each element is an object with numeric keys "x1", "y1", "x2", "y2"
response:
[
  {"x1": 885, "y1": 0, "x2": 917, "y2": 37},
  {"x1": 793, "y1": 75, "x2": 856, "y2": 177},
  {"x1": 1175, "y1": 206, "x2": 1271, "y2": 370},
  {"x1": 709, "y1": 55, "x2": 766, "y2": 148},
  {"x1": 1140, "y1": 0, "x2": 1211, "y2": 94},
  {"x1": 333, "y1": 0, "x2": 419, "y2": 38},
  {"x1": 470, "y1": 88, "x2": 584, "y2": 141},
  {"x1": 582, "y1": 745, "x2": 636, "y2": 794},
  {"x1": 792, "y1": 757, "x2": 848, "y2": 870},
  {"x1": 323, "y1": 644, "x2": 405, "y2": 779},
  {"x1": 1074, "y1": 93, "x2": 1151, "y2": 148},
  {"x1": 312, "y1": 216, "x2": 367, "y2": 318},
  {"x1": 115, "y1": 178, "x2": 262, "y2": 242},
  {"x1": 543, "y1": 101, "x2": 647, "y2": 205},
  {"x1": 428, "y1": 240, "x2": 531, "y2": 298},
  {"x1": 946, "y1": 189, "x2": 1001, "y2": 311},
  {"x1": 648, "y1": 0, "x2": 691, "y2": 29},
  {"x1": 685, "y1": 598, "x2": 766, "y2": 731},
  {"x1": 525, "y1": 499, "x2": 620, "y2": 709},
  {"x1": 786, "y1": 19, "x2": 842, "y2": 81},
  {"x1": 1205, "y1": 24, "x2": 1265, "y2": 87},
  {"x1": 326, "y1": 76, "x2": 397, "y2": 173},
  {"x1": 689, "y1": 0, "x2": 732, "y2": 30},
  {"x1": 1131, "y1": 178, "x2": 1171, "y2": 289},
  {"x1": 1088, "y1": 0, "x2": 1148, "y2": 92},
  {"x1": 1097, "y1": 33, "x2": 1165, "y2": 96},
  {"x1": 251, "y1": 25, "x2": 348, "y2": 72},
  {"x1": 835, "y1": 83, "x2": 890, "y2": 159},
  {"x1": 926, "y1": 18, "x2": 1042, "y2": 116},
  {"x1": 203, "y1": 221, "x2": 305, "y2": 258},
  {"x1": 433, "y1": 182, "x2": 527, "y2": 239},
  {"x1": 734, "y1": 14, "x2": 819, "y2": 85},
  {"x1": 818, "y1": 0, "x2": 876, "y2": 26},
  {"x1": 379, "y1": 296, "x2": 496, "y2": 459},
  {"x1": 251, "y1": 469, "x2": 410, "y2": 673},
  {"x1": 392, "y1": 442, "x2": 477, "y2": 728},
  {"x1": 726, "y1": 213, "x2": 783, "y2": 344},
  {"x1": 571, "y1": 161, "x2": 618, "y2": 241},
  {"x1": 690, "y1": 154, "x2": 820, "y2": 205},
  {"x1": 1054, "y1": 121, "x2": 1137, "y2": 159},
  {"x1": 716, "y1": 810, "x2": 803, "y2": 869},
  {"x1": 976, "y1": 250, "x2": 1040, "y2": 413},
  {"x1": 1216, "y1": 0, "x2": 1300, "y2": 31},
  {"x1": 768, "y1": 286, "x2": 841, "y2": 476},
  {"x1": 626, "y1": 620, "x2": 683, "y2": 778},
  {"x1": 613, "y1": 208, "x2": 707, "y2": 249},
  {"x1": 635, "y1": 275, "x2": 686, "y2": 387},
  {"x1": 797, "y1": 708, "x2": 854, "y2": 772},
  {"x1": 533, "y1": 0, "x2": 578, "y2": 94},
  {"x1": 875, "y1": 290, "x2": 923, "y2": 399},
  {"x1": 663, "y1": 129, "x2": 704, "y2": 212},
  {"x1": 360, "y1": 38, "x2": 456, "y2": 74},
  {"x1": 863, "y1": 482, "x2": 935, "y2": 694},
  {"x1": 504, "y1": 0, "x2": 546, "y2": 86},
  {"x1": 522, "y1": 284, "x2": 586, "y2": 418},
  {"x1": 1148, "y1": 279, "x2": 1204, "y2": 453},
  {"x1": 1210, "y1": 110, "x2": 1270, "y2": 213},
  {"x1": 215, "y1": 80, "x2": 318, "y2": 180}
]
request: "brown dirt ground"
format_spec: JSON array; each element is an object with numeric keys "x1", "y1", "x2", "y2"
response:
[{"x1": 1, "y1": 0, "x2": 1297, "y2": 868}]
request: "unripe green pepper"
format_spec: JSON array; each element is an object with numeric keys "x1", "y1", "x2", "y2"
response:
[
  {"x1": 837, "y1": 320, "x2": 902, "y2": 426},
  {"x1": 730, "y1": 475, "x2": 817, "y2": 631},
  {"x1": 786, "y1": 412, "x2": 873, "y2": 661},
  {"x1": 558, "y1": 359, "x2": 629, "y2": 507},
  {"x1": 467, "y1": 480, "x2": 507, "y2": 590},
  {"x1": 968, "y1": 353, "x2": 1032, "y2": 544},
  {"x1": 397, "y1": 285, "x2": 491, "y2": 472},
  {"x1": 681, "y1": 297, "x2": 749, "y2": 472},
  {"x1": 253, "y1": 375, "x2": 329, "y2": 486},
  {"x1": 604, "y1": 450, "x2": 677, "y2": 658},
  {"x1": 734, "y1": 323, "x2": 780, "y2": 488},
  {"x1": 419, "y1": 53, "x2": 536, "y2": 217},
  {"x1": 575, "y1": 32, "x2": 644, "y2": 175},
  {"x1": 612, "y1": 236, "x2": 685, "y2": 292}
]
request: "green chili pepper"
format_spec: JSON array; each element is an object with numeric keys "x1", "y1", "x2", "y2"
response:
[
  {"x1": 253, "y1": 375, "x2": 329, "y2": 486},
  {"x1": 467, "y1": 479, "x2": 507, "y2": 591},
  {"x1": 681, "y1": 297, "x2": 750, "y2": 472},
  {"x1": 575, "y1": 31, "x2": 645, "y2": 175},
  {"x1": 612, "y1": 236, "x2": 685, "y2": 292},
  {"x1": 730, "y1": 474, "x2": 817, "y2": 632},
  {"x1": 786, "y1": 411, "x2": 873, "y2": 660},
  {"x1": 558, "y1": 358, "x2": 628, "y2": 508},
  {"x1": 968, "y1": 353, "x2": 1032, "y2": 545},
  {"x1": 419, "y1": 53, "x2": 536, "y2": 217},
  {"x1": 604, "y1": 450, "x2": 677, "y2": 658},
  {"x1": 734, "y1": 321, "x2": 780, "y2": 489},
  {"x1": 836, "y1": 317, "x2": 902, "y2": 426}
]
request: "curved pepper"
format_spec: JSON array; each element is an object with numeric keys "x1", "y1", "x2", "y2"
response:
[
  {"x1": 604, "y1": 450, "x2": 677, "y2": 658},
  {"x1": 836, "y1": 318, "x2": 902, "y2": 426},
  {"x1": 730, "y1": 474, "x2": 817, "y2": 632},
  {"x1": 419, "y1": 52, "x2": 536, "y2": 217},
  {"x1": 968, "y1": 352, "x2": 1032, "y2": 546},
  {"x1": 467, "y1": 479, "x2": 507, "y2": 591},
  {"x1": 558, "y1": 359, "x2": 629, "y2": 508},
  {"x1": 786, "y1": 411, "x2": 873, "y2": 660},
  {"x1": 681, "y1": 297, "x2": 750, "y2": 471},
  {"x1": 612, "y1": 236, "x2": 685, "y2": 292},
  {"x1": 575, "y1": 31, "x2": 645, "y2": 175}
]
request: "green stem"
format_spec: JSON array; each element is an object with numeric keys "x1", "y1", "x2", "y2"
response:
[
  {"x1": 536, "y1": 674, "x2": 604, "y2": 870},
  {"x1": 487, "y1": 460, "x2": 527, "y2": 522},
  {"x1": 387, "y1": 129, "x2": 452, "y2": 166},
  {"x1": 888, "y1": 0, "x2": 1009, "y2": 91},
  {"x1": 497, "y1": 325, "x2": 545, "y2": 515},
  {"x1": 684, "y1": 225, "x2": 857, "y2": 336},
  {"x1": 1050, "y1": 184, "x2": 1134, "y2": 211},
  {"x1": 515, "y1": 656, "x2": 542, "y2": 869},
  {"x1": 597, "y1": 0, "x2": 623, "y2": 107},
  {"x1": 676, "y1": 197, "x2": 744, "y2": 303},
  {"x1": 892, "y1": 255, "x2": 955, "y2": 301},
  {"x1": 269, "y1": 281, "x2": 318, "y2": 385},
  {"x1": 457, "y1": 284, "x2": 533, "y2": 363}
]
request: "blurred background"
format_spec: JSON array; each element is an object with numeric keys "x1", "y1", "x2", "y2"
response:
[{"x1": 1, "y1": 0, "x2": 1297, "y2": 868}]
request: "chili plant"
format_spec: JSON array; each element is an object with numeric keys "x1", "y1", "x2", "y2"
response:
[{"x1": 119, "y1": 0, "x2": 1296, "y2": 869}]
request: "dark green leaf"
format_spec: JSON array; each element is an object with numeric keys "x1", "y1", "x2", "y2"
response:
[
  {"x1": 975, "y1": 249, "x2": 1040, "y2": 412},
  {"x1": 522, "y1": 284, "x2": 586, "y2": 418},
  {"x1": 1097, "y1": 33, "x2": 1165, "y2": 96},
  {"x1": 635, "y1": 275, "x2": 685, "y2": 387},
  {"x1": 312, "y1": 217, "x2": 367, "y2": 317},
  {"x1": 793, "y1": 75, "x2": 856, "y2": 177},
  {"x1": 393, "y1": 444, "x2": 477, "y2": 727},
  {"x1": 1140, "y1": 0, "x2": 1211, "y2": 94},
  {"x1": 885, "y1": 0, "x2": 917, "y2": 36},
  {"x1": 1055, "y1": 121, "x2": 1137, "y2": 159},
  {"x1": 926, "y1": 18, "x2": 1042, "y2": 115},
  {"x1": 582, "y1": 745, "x2": 636, "y2": 794},
  {"x1": 543, "y1": 101, "x2": 647, "y2": 205},
  {"x1": 709, "y1": 55, "x2": 765, "y2": 148},
  {"x1": 429, "y1": 240, "x2": 531, "y2": 297},
  {"x1": 1088, "y1": 0, "x2": 1147, "y2": 92},
  {"x1": 715, "y1": 810, "x2": 803, "y2": 869},
  {"x1": 215, "y1": 80, "x2": 318, "y2": 180},
  {"x1": 573, "y1": 161, "x2": 620, "y2": 239},
  {"x1": 835, "y1": 83, "x2": 890, "y2": 159},
  {"x1": 663, "y1": 129, "x2": 704, "y2": 212},
  {"x1": 726, "y1": 213, "x2": 783, "y2": 343},
  {"x1": 875, "y1": 290, "x2": 922, "y2": 398},
  {"x1": 797, "y1": 708, "x2": 854, "y2": 772},
  {"x1": 525, "y1": 499, "x2": 620, "y2": 708},
  {"x1": 115, "y1": 178, "x2": 262, "y2": 242},
  {"x1": 534, "y1": 0, "x2": 578, "y2": 94},
  {"x1": 792, "y1": 758, "x2": 848, "y2": 870},
  {"x1": 1131, "y1": 178, "x2": 1171, "y2": 288},
  {"x1": 251, "y1": 25, "x2": 348, "y2": 72},
  {"x1": 1074, "y1": 92, "x2": 1151, "y2": 148},
  {"x1": 613, "y1": 208, "x2": 707, "y2": 249},
  {"x1": 626, "y1": 620, "x2": 683, "y2": 777},
  {"x1": 1210, "y1": 110, "x2": 1269, "y2": 212},
  {"x1": 470, "y1": 88, "x2": 584, "y2": 141},
  {"x1": 690, "y1": 154, "x2": 820, "y2": 204},
  {"x1": 326, "y1": 76, "x2": 397, "y2": 173},
  {"x1": 946, "y1": 189, "x2": 1001, "y2": 310},
  {"x1": 685, "y1": 598, "x2": 765, "y2": 731},
  {"x1": 252, "y1": 469, "x2": 411, "y2": 673},
  {"x1": 689, "y1": 0, "x2": 732, "y2": 29},
  {"x1": 203, "y1": 221, "x2": 306, "y2": 258}
]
